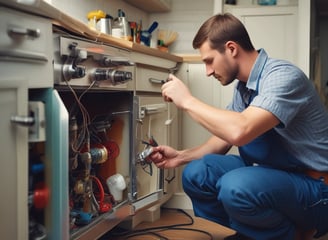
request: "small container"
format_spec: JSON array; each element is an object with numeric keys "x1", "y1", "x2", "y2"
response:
[
  {"x1": 97, "y1": 18, "x2": 112, "y2": 35},
  {"x1": 87, "y1": 10, "x2": 106, "y2": 30},
  {"x1": 111, "y1": 28, "x2": 123, "y2": 38},
  {"x1": 112, "y1": 9, "x2": 131, "y2": 41},
  {"x1": 113, "y1": 17, "x2": 130, "y2": 40},
  {"x1": 150, "y1": 29, "x2": 158, "y2": 48},
  {"x1": 106, "y1": 174, "x2": 126, "y2": 202}
]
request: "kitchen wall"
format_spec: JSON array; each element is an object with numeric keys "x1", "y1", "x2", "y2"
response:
[
  {"x1": 49, "y1": 0, "x2": 215, "y2": 54},
  {"x1": 149, "y1": 0, "x2": 214, "y2": 54},
  {"x1": 49, "y1": 0, "x2": 149, "y2": 29},
  {"x1": 48, "y1": 0, "x2": 298, "y2": 55},
  {"x1": 152, "y1": 0, "x2": 298, "y2": 54}
]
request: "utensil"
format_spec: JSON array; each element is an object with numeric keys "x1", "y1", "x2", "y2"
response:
[
  {"x1": 158, "y1": 29, "x2": 178, "y2": 46},
  {"x1": 141, "y1": 21, "x2": 158, "y2": 46}
]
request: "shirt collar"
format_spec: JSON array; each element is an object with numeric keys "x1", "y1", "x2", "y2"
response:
[{"x1": 246, "y1": 48, "x2": 268, "y2": 92}]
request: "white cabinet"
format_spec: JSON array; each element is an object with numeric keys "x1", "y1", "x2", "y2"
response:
[
  {"x1": 0, "y1": 7, "x2": 53, "y2": 88},
  {"x1": 225, "y1": 5, "x2": 299, "y2": 68},
  {"x1": 178, "y1": 62, "x2": 238, "y2": 154},
  {"x1": 224, "y1": 2, "x2": 311, "y2": 77},
  {"x1": 180, "y1": 63, "x2": 217, "y2": 148},
  {"x1": 0, "y1": 80, "x2": 29, "y2": 240},
  {"x1": 165, "y1": 61, "x2": 237, "y2": 210},
  {"x1": 0, "y1": 6, "x2": 69, "y2": 240}
]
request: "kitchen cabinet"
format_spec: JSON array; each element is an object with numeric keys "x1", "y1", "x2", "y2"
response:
[
  {"x1": 0, "y1": 85, "x2": 71, "y2": 240},
  {"x1": 224, "y1": 4, "x2": 299, "y2": 68},
  {"x1": 0, "y1": 85, "x2": 66, "y2": 240},
  {"x1": 0, "y1": 6, "x2": 54, "y2": 88},
  {"x1": 178, "y1": 62, "x2": 238, "y2": 153},
  {"x1": 0, "y1": 6, "x2": 66, "y2": 240},
  {"x1": 224, "y1": 1, "x2": 311, "y2": 77},
  {"x1": 163, "y1": 60, "x2": 238, "y2": 210},
  {"x1": 52, "y1": 31, "x2": 181, "y2": 237},
  {"x1": 0, "y1": 80, "x2": 29, "y2": 240},
  {"x1": 0, "y1": 0, "x2": 183, "y2": 238},
  {"x1": 123, "y1": 0, "x2": 171, "y2": 12}
]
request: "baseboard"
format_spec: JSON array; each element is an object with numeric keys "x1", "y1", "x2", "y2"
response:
[
  {"x1": 117, "y1": 192, "x2": 193, "y2": 230},
  {"x1": 162, "y1": 192, "x2": 193, "y2": 210}
]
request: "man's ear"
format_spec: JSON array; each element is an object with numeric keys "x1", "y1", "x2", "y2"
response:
[{"x1": 225, "y1": 41, "x2": 238, "y2": 57}]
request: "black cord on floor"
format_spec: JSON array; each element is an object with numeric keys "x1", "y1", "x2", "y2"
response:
[
  {"x1": 101, "y1": 207, "x2": 213, "y2": 240},
  {"x1": 125, "y1": 231, "x2": 169, "y2": 240}
]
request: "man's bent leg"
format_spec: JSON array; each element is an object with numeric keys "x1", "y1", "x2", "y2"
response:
[
  {"x1": 218, "y1": 166, "x2": 328, "y2": 240},
  {"x1": 182, "y1": 154, "x2": 246, "y2": 227}
]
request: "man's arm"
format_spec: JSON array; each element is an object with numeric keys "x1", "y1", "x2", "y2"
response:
[{"x1": 184, "y1": 99, "x2": 280, "y2": 146}]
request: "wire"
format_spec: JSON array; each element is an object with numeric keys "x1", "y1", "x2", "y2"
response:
[
  {"x1": 125, "y1": 231, "x2": 169, "y2": 240},
  {"x1": 104, "y1": 208, "x2": 213, "y2": 240},
  {"x1": 65, "y1": 80, "x2": 96, "y2": 153}
]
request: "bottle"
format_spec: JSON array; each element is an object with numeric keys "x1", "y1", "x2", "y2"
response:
[{"x1": 112, "y1": 9, "x2": 131, "y2": 41}]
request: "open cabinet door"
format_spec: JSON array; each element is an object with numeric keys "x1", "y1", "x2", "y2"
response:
[
  {"x1": 131, "y1": 96, "x2": 168, "y2": 210},
  {"x1": 29, "y1": 89, "x2": 70, "y2": 240}
]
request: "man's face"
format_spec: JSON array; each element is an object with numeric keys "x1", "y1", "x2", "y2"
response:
[{"x1": 199, "y1": 40, "x2": 238, "y2": 86}]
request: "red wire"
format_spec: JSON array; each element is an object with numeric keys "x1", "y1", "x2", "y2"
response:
[{"x1": 90, "y1": 175, "x2": 104, "y2": 202}]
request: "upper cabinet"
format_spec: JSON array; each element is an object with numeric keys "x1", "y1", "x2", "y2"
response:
[
  {"x1": 224, "y1": 1, "x2": 311, "y2": 77},
  {"x1": 123, "y1": 0, "x2": 171, "y2": 12},
  {"x1": 224, "y1": 5, "x2": 298, "y2": 66}
]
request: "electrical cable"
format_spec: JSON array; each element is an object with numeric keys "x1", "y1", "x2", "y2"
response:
[
  {"x1": 104, "y1": 207, "x2": 213, "y2": 240},
  {"x1": 125, "y1": 231, "x2": 169, "y2": 240},
  {"x1": 65, "y1": 80, "x2": 96, "y2": 153}
]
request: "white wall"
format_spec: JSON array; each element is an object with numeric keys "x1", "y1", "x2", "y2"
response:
[
  {"x1": 49, "y1": 0, "x2": 215, "y2": 54},
  {"x1": 150, "y1": 0, "x2": 214, "y2": 54},
  {"x1": 50, "y1": 0, "x2": 149, "y2": 27}
]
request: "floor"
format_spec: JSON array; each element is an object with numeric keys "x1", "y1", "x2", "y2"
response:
[
  {"x1": 101, "y1": 207, "x2": 328, "y2": 240},
  {"x1": 102, "y1": 207, "x2": 235, "y2": 240}
]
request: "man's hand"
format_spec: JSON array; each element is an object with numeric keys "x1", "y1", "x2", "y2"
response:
[
  {"x1": 161, "y1": 74, "x2": 193, "y2": 109},
  {"x1": 147, "y1": 145, "x2": 181, "y2": 169}
]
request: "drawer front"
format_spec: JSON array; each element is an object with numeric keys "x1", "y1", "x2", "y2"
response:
[
  {"x1": 136, "y1": 66, "x2": 169, "y2": 93},
  {"x1": 0, "y1": 7, "x2": 53, "y2": 88}
]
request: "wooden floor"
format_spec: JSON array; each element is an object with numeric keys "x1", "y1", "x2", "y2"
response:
[
  {"x1": 103, "y1": 208, "x2": 235, "y2": 240},
  {"x1": 102, "y1": 208, "x2": 328, "y2": 240}
]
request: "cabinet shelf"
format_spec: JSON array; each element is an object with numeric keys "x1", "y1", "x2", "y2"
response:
[{"x1": 124, "y1": 0, "x2": 171, "y2": 12}]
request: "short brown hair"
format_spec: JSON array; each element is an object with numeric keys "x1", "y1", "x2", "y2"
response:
[{"x1": 192, "y1": 13, "x2": 255, "y2": 53}]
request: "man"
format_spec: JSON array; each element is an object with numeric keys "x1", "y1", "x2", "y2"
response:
[{"x1": 148, "y1": 13, "x2": 328, "y2": 240}]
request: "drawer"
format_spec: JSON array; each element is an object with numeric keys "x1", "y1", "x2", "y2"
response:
[
  {"x1": 0, "y1": 7, "x2": 53, "y2": 88},
  {"x1": 135, "y1": 66, "x2": 169, "y2": 93}
]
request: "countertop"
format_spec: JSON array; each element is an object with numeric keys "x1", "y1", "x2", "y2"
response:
[{"x1": 0, "y1": 0, "x2": 183, "y2": 63}]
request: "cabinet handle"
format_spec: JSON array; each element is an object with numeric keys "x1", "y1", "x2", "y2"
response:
[
  {"x1": 7, "y1": 26, "x2": 41, "y2": 38},
  {"x1": 101, "y1": 56, "x2": 135, "y2": 66},
  {"x1": 149, "y1": 78, "x2": 166, "y2": 84},
  {"x1": 139, "y1": 103, "x2": 167, "y2": 118},
  {"x1": 10, "y1": 115, "x2": 34, "y2": 127},
  {"x1": 0, "y1": 49, "x2": 48, "y2": 62}
]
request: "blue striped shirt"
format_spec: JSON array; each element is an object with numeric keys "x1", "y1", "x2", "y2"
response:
[{"x1": 228, "y1": 49, "x2": 328, "y2": 171}]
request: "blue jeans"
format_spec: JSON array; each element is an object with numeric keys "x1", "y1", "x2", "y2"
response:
[{"x1": 182, "y1": 154, "x2": 328, "y2": 239}]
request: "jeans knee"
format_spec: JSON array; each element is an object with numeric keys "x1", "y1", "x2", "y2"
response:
[
  {"x1": 182, "y1": 160, "x2": 206, "y2": 195},
  {"x1": 219, "y1": 169, "x2": 254, "y2": 212}
]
